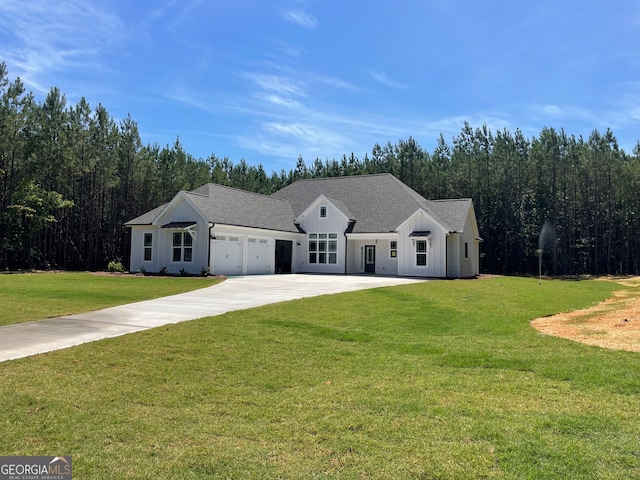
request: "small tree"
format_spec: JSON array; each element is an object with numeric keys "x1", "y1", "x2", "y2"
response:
[{"x1": 6, "y1": 181, "x2": 73, "y2": 268}]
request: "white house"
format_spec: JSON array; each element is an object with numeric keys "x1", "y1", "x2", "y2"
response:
[{"x1": 125, "y1": 174, "x2": 481, "y2": 278}]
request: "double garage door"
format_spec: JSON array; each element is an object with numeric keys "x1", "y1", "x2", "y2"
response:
[{"x1": 211, "y1": 236, "x2": 271, "y2": 276}]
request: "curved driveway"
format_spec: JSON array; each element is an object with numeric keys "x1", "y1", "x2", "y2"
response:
[{"x1": 0, "y1": 274, "x2": 423, "y2": 362}]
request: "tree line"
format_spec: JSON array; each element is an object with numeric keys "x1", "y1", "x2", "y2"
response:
[{"x1": 2, "y1": 62, "x2": 639, "y2": 275}]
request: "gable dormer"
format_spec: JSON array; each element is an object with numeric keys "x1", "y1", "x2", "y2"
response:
[
  {"x1": 151, "y1": 191, "x2": 208, "y2": 228},
  {"x1": 295, "y1": 195, "x2": 353, "y2": 234}
]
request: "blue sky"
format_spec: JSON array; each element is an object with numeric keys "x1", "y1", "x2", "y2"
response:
[{"x1": 1, "y1": 1, "x2": 639, "y2": 173}]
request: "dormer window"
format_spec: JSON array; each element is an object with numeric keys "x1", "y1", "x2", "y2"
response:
[{"x1": 320, "y1": 206, "x2": 327, "y2": 218}]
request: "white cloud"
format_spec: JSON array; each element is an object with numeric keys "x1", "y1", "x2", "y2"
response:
[
  {"x1": 141, "y1": 0, "x2": 206, "y2": 34},
  {"x1": 281, "y1": 9, "x2": 318, "y2": 29},
  {"x1": 256, "y1": 94, "x2": 303, "y2": 109},
  {"x1": 536, "y1": 104, "x2": 595, "y2": 121},
  {"x1": 263, "y1": 122, "x2": 333, "y2": 142},
  {"x1": 602, "y1": 85, "x2": 640, "y2": 129},
  {"x1": 241, "y1": 72, "x2": 307, "y2": 97},
  {"x1": 142, "y1": 0, "x2": 180, "y2": 26},
  {"x1": 239, "y1": 121, "x2": 349, "y2": 161},
  {"x1": 0, "y1": 0, "x2": 125, "y2": 92},
  {"x1": 314, "y1": 75, "x2": 364, "y2": 92},
  {"x1": 508, "y1": 103, "x2": 598, "y2": 137},
  {"x1": 541, "y1": 104, "x2": 563, "y2": 116},
  {"x1": 368, "y1": 70, "x2": 409, "y2": 89},
  {"x1": 269, "y1": 39, "x2": 307, "y2": 58}
]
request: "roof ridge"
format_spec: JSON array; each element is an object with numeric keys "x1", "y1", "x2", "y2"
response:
[
  {"x1": 192, "y1": 182, "x2": 290, "y2": 203},
  {"x1": 184, "y1": 190, "x2": 209, "y2": 198},
  {"x1": 433, "y1": 198, "x2": 472, "y2": 202},
  {"x1": 288, "y1": 173, "x2": 393, "y2": 183}
]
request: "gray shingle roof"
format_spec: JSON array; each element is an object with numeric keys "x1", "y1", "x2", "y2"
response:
[
  {"x1": 187, "y1": 184, "x2": 298, "y2": 232},
  {"x1": 125, "y1": 204, "x2": 167, "y2": 225},
  {"x1": 126, "y1": 184, "x2": 299, "y2": 233},
  {"x1": 125, "y1": 174, "x2": 473, "y2": 235},
  {"x1": 431, "y1": 199, "x2": 473, "y2": 233},
  {"x1": 271, "y1": 173, "x2": 459, "y2": 233},
  {"x1": 323, "y1": 196, "x2": 355, "y2": 221}
]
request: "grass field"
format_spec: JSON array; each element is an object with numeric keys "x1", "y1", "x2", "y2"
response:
[
  {"x1": 0, "y1": 272, "x2": 220, "y2": 326},
  {"x1": 1, "y1": 276, "x2": 639, "y2": 479}
]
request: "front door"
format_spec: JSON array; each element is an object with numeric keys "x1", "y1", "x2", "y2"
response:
[
  {"x1": 365, "y1": 245, "x2": 376, "y2": 273},
  {"x1": 275, "y1": 240, "x2": 293, "y2": 274}
]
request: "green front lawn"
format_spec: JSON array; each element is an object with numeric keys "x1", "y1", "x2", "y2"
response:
[
  {"x1": 1, "y1": 276, "x2": 639, "y2": 479},
  {"x1": 0, "y1": 272, "x2": 221, "y2": 326}
]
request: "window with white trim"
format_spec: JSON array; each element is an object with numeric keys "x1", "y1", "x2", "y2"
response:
[
  {"x1": 416, "y1": 240, "x2": 428, "y2": 266},
  {"x1": 390, "y1": 240, "x2": 397, "y2": 258},
  {"x1": 465, "y1": 242, "x2": 469, "y2": 259},
  {"x1": 320, "y1": 206, "x2": 327, "y2": 218},
  {"x1": 308, "y1": 233, "x2": 338, "y2": 264},
  {"x1": 173, "y1": 232, "x2": 193, "y2": 262},
  {"x1": 143, "y1": 233, "x2": 153, "y2": 261}
]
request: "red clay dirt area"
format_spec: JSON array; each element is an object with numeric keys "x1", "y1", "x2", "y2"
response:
[{"x1": 531, "y1": 277, "x2": 640, "y2": 353}]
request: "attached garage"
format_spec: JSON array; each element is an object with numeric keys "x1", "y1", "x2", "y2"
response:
[
  {"x1": 246, "y1": 237, "x2": 271, "y2": 275},
  {"x1": 211, "y1": 234, "x2": 274, "y2": 276},
  {"x1": 211, "y1": 235, "x2": 243, "y2": 276}
]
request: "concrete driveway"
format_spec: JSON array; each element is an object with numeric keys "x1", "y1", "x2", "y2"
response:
[{"x1": 0, "y1": 274, "x2": 424, "y2": 362}]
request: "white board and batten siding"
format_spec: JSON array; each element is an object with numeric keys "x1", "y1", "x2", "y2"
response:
[
  {"x1": 375, "y1": 239, "x2": 399, "y2": 275},
  {"x1": 155, "y1": 199, "x2": 209, "y2": 275},
  {"x1": 397, "y1": 210, "x2": 447, "y2": 278},
  {"x1": 447, "y1": 234, "x2": 461, "y2": 278},
  {"x1": 129, "y1": 196, "x2": 209, "y2": 275},
  {"x1": 454, "y1": 212, "x2": 480, "y2": 278},
  {"x1": 130, "y1": 225, "x2": 209, "y2": 275},
  {"x1": 130, "y1": 226, "x2": 159, "y2": 273},
  {"x1": 445, "y1": 204, "x2": 480, "y2": 278},
  {"x1": 297, "y1": 198, "x2": 350, "y2": 274},
  {"x1": 345, "y1": 240, "x2": 360, "y2": 274},
  {"x1": 345, "y1": 236, "x2": 399, "y2": 275}
]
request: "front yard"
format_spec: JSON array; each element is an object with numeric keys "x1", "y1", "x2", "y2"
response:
[
  {"x1": 1, "y1": 276, "x2": 639, "y2": 478},
  {"x1": 0, "y1": 272, "x2": 220, "y2": 326}
]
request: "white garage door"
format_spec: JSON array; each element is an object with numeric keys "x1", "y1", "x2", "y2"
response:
[
  {"x1": 212, "y1": 236, "x2": 243, "y2": 276},
  {"x1": 247, "y1": 237, "x2": 271, "y2": 275}
]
